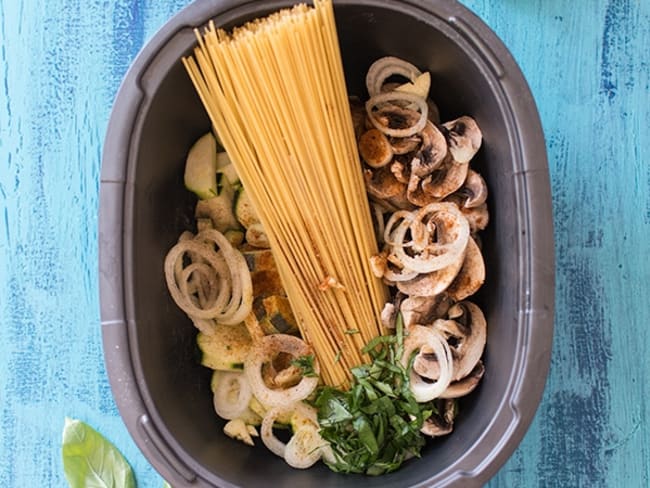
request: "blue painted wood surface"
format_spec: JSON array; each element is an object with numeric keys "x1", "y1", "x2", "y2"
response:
[{"x1": 0, "y1": 0, "x2": 648, "y2": 486}]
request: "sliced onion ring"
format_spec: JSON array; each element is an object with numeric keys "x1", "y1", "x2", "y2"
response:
[
  {"x1": 401, "y1": 325, "x2": 453, "y2": 402},
  {"x1": 212, "y1": 371, "x2": 252, "y2": 420},
  {"x1": 366, "y1": 92, "x2": 428, "y2": 138},
  {"x1": 261, "y1": 402, "x2": 319, "y2": 458},
  {"x1": 164, "y1": 228, "x2": 253, "y2": 325},
  {"x1": 284, "y1": 425, "x2": 327, "y2": 469},
  {"x1": 366, "y1": 56, "x2": 423, "y2": 97},
  {"x1": 245, "y1": 334, "x2": 320, "y2": 407},
  {"x1": 389, "y1": 203, "x2": 470, "y2": 274}
]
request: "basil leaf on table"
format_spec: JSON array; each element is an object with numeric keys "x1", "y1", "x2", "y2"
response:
[{"x1": 61, "y1": 417, "x2": 136, "y2": 488}]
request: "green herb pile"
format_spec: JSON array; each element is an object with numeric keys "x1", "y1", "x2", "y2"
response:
[{"x1": 313, "y1": 315, "x2": 437, "y2": 476}]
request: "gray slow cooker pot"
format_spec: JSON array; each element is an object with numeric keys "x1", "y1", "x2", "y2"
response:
[{"x1": 99, "y1": 1, "x2": 555, "y2": 486}]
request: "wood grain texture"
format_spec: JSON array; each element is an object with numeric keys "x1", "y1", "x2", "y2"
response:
[{"x1": 0, "y1": 0, "x2": 648, "y2": 487}]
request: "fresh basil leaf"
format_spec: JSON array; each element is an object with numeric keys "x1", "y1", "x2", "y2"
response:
[
  {"x1": 355, "y1": 416, "x2": 378, "y2": 454},
  {"x1": 315, "y1": 313, "x2": 437, "y2": 476},
  {"x1": 61, "y1": 417, "x2": 136, "y2": 488},
  {"x1": 373, "y1": 380, "x2": 396, "y2": 397},
  {"x1": 290, "y1": 354, "x2": 319, "y2": 377},
  {"x1": 320, "y1": 396, "x2": 353, "y2": 424}
]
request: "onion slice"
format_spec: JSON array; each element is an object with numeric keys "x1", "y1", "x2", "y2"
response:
[
  {"x1": 245, "y1": 334, "x2": 320, "y2": 407},
  {"x1": 366, "y1": 92, "x2": 428, "y2": 139},
  {"x1": 366, "y1": 56, "x2": 423, "y2": 97},
  {"x1": 212, "y1": 371, "x2": 253, "y2": 420},
  {"x1": 387, "y1": 203, "x2": 470, "y2": 274},
  {"x1": 261, "y1": 402, "x2": 319, "y2": 458},
  {"x1": 284, "y1": 425, "x2": 327, "y2": 469},
  {"x1": 401, "y1": 325, "x2": 453, "y2": 402},
  {"x1": 164, "y1": 229, "x2": 253, "y2": 325}
]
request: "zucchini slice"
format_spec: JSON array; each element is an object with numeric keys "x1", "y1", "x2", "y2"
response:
[
  {"x1": 184, "y1": 132, "x2": 218, "y2": 199},
  {"x1": 197, "y1": 322, "x2": 252, "y2": 371}
]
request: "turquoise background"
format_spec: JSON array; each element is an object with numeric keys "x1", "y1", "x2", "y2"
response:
[{"x1": 1, "y1": 0, "x2": 648, "y2": 486}]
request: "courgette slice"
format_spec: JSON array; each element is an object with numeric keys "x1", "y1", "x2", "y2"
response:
[
  {"x1": 197, "y1": 323, "x2": 252, "y2": 371},
  {"x1": 259, "y1": 295, "x2": 299, "y2": 335},
  {"x1": 234, "y1": 186, "x2": 260, "y2": 229},
  {"x1": 216, "y1": 152, "x2": 240, "y2": 186},
  {"x1": 195, "y1": 175, "x2": 241, "y2": 233},
  {"x1": 184, "y1": 132, "x2": 218, "y2": 199}
]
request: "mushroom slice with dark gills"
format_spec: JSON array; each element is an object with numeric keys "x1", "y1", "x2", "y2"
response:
[
  {"x1": 445, "y1": 193, "x2": 490, "y2": 234},
  {"x1": 421, "y1": 399, "x2": 457, "y2": 437},
  {"x1": 363, "y1": 166, "x2": 411, "y2": 210},
  {"x1": 389, "y1": 135, "x2": 422, "y2": 155},
  {"x1": 363, "y1": 167, "x2": 406, "y2": 204},
  {"x1": 454, "y1": 169, "x2": 488, "y2": 208},
  {"x1": 404, "y1": 121, "x2": 450, "y2": 206},
  {"x1": 445, "y1": 236, "x2": 485, "y2": 302},
  {"x1": 370, "y1": 247, "x2": 419, "y2": 284},
  {"x1": 411, "y1": 121, "x2": 448, "y2": 177},
  {"x1": 439, "y1": 360, "x2": 485, "y2": 399},
  {"x1": 412, "y1": 116, "x2": 481, "y2": 201},
  {"x1": 400, "y1": 294, "x2": 453, "y2": 328},
  {"x1": 441, "y1": 116, "x2": 482, "y2": 164},
  {"x1": 413, "y1": 301, "x2": 487, "y2": 382},
  {"x1": 374, "y1": 104, "x2": 423, "y2": 134},
  {"x1": 417, "y1": 158, "x2": 469, "y2": 201}
]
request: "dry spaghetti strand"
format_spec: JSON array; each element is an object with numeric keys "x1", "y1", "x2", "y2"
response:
[{"x1": 182, "y1": 0, "x2": 387, "y2": 388}]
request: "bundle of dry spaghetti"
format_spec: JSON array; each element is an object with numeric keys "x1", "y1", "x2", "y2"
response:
[{"x1": 182, "y1": 0, "x2": 388, "y2": 387}]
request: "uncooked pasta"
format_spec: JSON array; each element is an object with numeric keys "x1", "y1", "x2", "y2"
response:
[{"x1": 182, "y1": 0, "x2": 388, "y2": 387}]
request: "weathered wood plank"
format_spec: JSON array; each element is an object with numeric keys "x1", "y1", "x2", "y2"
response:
[{"x1": 460, "y1": 1, "x2": 650, "y2": 487}]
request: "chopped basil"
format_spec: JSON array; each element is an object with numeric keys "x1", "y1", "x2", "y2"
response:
[
  {"x1": 313, "y1": 313, "x2": 435, "y2": 475},
  {"x1": 290, "y1": 354, "x2": 319, "y2": 377}
]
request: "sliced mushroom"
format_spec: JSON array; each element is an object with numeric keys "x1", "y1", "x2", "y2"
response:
[
  {"x1": 363, "y1": 166, "x2": 413, "y2": 210},
  {"x1": 446, "y1": 236, "x2": 485, "y2": 302},
  {"x1": 455, "y1": 169, "x2": 488, "y2": 208},
  {"x1": 363, "y1": 166, "x2": 404, "y2": 200},
  {"x1": 396, "y1": 246, "x2": 466, "y2": 297},
  {"x1": 405, "y1": 172, "x2": 435, "y2": 207},
  {"x1": 414, "y1": 302, "x2": 486, "y2": 382},
  {"x1": 421, "y1": 399, "x2": 457, "y2": 437},
  {"x1": 400, "y1": 294, "x2": 453, "y2": 328},
  {"x1": 389, "y1": 135, "x2": 421, "y2": 155},
  {"x1": 440, "y1": 301, "x2": 487, "y2": 381},
  {"x1": 463, "y1": 202, "x2": 489, "y2": 233},
  {"x1": 374, "y1": 104, "x2": 422, "y2": 133},
  {"x1": 412, "y1": 320, "x2": 455, "y2": 380},
  {"x1": 390, "y1": 158, "x2": 411, "y2": 184},
  {"x1": 411, "y1": 121, "x2": 447, "y2": 177},
  {"x1": 444, "y1": 193, "x2": 489, "y2": 233},
  {"x1": 380, "y1": 301, "x2": 397, "y2": 329},
  {"x1": 421, "y1": 158, "x2": 469, "y2": 200},
  {"x1": 441, "y1": 116, "x2": 482, "y2": 164},
  {"x1": 359, "y1": 129, "x2": 394, "y2": 168},
  {"x1": 440, "y1": 361, "x2": 484, "y2": 399}
]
